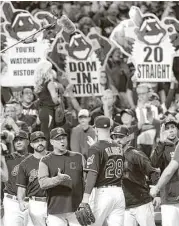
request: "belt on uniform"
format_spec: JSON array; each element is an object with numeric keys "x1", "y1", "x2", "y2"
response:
[
  {"x1": 97, "y1": 185, "x2": 121, "y2": 189},
  {"x1": 30, "y1": 196, "x2": 46, "y2": 202},
  {"x1": 4, "y1": 193, "x2": 29, "y2": 201}
]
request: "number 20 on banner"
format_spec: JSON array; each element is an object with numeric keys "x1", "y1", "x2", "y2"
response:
[{"x1": 144, "y1": 47, "x2": 163, "y2": 63}]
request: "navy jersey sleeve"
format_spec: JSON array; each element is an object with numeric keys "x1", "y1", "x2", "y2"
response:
[
  {"x1": 132, "y1": 150, "x2": 156, "y2": 176},
  {"x1": 84, "y1": 145, "x2": 100, "y2": 174},
  {"x1": 16, "y1": 161, "x2": 27, "y2": 188},
  {"x1": 41, "y1": 155, "x2": 48, "y2": 165},
  {"x1": 173, "y1": 144, "x2": 179, "y2": 164}
]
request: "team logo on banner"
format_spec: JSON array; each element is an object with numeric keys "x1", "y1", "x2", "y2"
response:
[
  {"x1": 47, "y1": 20, "x2": 113, "y2": 97},
  {"x1": 34, "y1": 11, "x2": 62, "y2": 41},
  {"x1": 110, "y1": 6, "x2": 179, "y2": 82},
  {"x1": 0, "y1": 2, "x2": 50, "y2": 87}
]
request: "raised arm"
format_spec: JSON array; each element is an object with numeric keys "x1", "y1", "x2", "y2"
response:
[{"x1": 150, "y1": 144, "x2": 179, "y2": 197}]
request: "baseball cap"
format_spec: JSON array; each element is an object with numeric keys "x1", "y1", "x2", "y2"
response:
[
  {"x1": 121, "y1": 109, "x2": 135, "y2": 117},
  {"x1": 14, "y1": 130, "x2": 28, "y2": 140},
  {"x1": 78, "y1": 109, "x2": 90, "y2": 118},
  {"x1": 50, "y1": 127, "x2": 67, "y2": 140},
  {"x1": 163, "y1": 118, "x2": 178, "y2": 128},
  {"x1": 111, "y1": 126, "x2": 129, "y2": 138},
  {"x1": 30, "y1": 131, "x2": 46, "y2": 142},
  {"x1": 94, "y1": 116, "x2": 111, "y2": 128}
]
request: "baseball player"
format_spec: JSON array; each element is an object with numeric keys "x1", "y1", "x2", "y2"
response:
[
  {"x1": 3, "y1": 130, "x2": 30, "y2": 226},
  {"x1": 111, "y1": 125, "x2": 157, "y2": 226},
  {"x1": 150, "y1": 142, "x2": 179, "y2": 226},
  {"x1": 38, "y1": 127, "x2": 85, "y2": 226},
  {"x1": 80, "y1": 116, "x2": 125, "y2": 226},
  {"x1": 16, "y1": 131, "x2": 48, "y2": 226},
  {"x1": 150, "y1": 118, "x2": 179, "y2": 226}
]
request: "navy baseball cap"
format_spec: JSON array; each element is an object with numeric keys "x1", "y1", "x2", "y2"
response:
[
  {"x1": 163, "y1": 118, "x2": 178, "y2": 128},
  {"x1": 111, "y1": 126, "x2": 129, "y2": 138},
  {"x1": 50, "y1": 127, "x2": 67, "y2": 139},
  {"x1": 121, "y1": 109, "x2": 135, "y2": 117},
  {"x1": 14, "y1": 130, "x2": 28, "y2": 140},
  {"x1": 30, "y1": 131, "x2": 46, "y2": 142},
  {"x1": 94, "y1": 116, "x2": 111, "y2": 128}
]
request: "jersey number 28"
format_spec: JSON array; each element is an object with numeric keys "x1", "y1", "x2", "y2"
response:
[{"x1": 105, "y1": 159, "x2": 123, "y2": 178}]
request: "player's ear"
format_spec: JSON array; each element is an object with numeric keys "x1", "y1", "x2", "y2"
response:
[
  {"x1": 26, "y1": 140, "x2": 29, "y2": 146},
  {"x1": 50, "y1": 140, "x2": 54, "y2": 146},
  {"x1": 30, "y1": 143, "x2": 34, "y2": 149},
  {"x1": 88, "y1": 116, "x2": 91, "y2": 123},
  {"x1": 94, "y1": 127, "x2": 98, "y2": 135}
]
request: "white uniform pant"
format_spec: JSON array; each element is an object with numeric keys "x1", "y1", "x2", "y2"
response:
[
  {"x1": 90, "y1": 186, "x2": 125, "y2": 226},
  {"x1": 47, "y1": 212, "x2": 79, "y2": 226},
  {"x1": 3, "y1": 195, "x2": 30, "y2": 226},
  {"x1": 161, "y1": 203, "x2": 179, "y2": 226},
  {"x1": 28, "y1": 199, "x2": 47, "y2": 226},
  {"x1": 124, "y1": 202, "x2": 156, "y2": 226}
]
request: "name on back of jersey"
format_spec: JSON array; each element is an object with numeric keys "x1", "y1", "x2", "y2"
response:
[{"x1": 105, "y1": 146, "x2": 123, "y2": 157}]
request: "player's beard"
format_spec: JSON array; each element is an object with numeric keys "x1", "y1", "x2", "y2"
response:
[{"x1": 35, "y1": 144, "x2": 45, "y2": 153}]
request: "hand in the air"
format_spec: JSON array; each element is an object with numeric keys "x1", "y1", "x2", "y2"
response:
[
  {"x1": 159, "y1": 124, "x2": 173, "y2": 144},
  {"x1": 87, "y1": 136, "x2": 96, "y2": 147}
]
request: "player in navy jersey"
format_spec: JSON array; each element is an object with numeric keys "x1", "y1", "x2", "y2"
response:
[
  {"x1": 111, "y1": 125, "x2": 157, "y2": 226},
  {"x1": 3, "y1": 131, "x2": 30, "y2": 226},
  {"x1": 81, "y1": 116, "x2": 125, "y2": 226},
  {"x1": 38, "y1": 127, "x2": 85, "y2": 226},
  {"x1": 150, "y1": 118, "x2": 179, "y2": 226},
  {"x1": 17, "y1": 131, "x2": 48, "y2": 226}
]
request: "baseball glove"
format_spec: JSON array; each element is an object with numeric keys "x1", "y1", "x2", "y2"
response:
[{"x1": 75, "y1": 203, "x2": 95, "y2": 226}]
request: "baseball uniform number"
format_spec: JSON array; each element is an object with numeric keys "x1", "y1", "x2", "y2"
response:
[{"x1": 105, "y1": 159, "x2": 123, "y2": 178}]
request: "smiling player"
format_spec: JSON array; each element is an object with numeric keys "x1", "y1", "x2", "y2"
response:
[{"x1": 150, "y1": 118, "x2": 179, "y2": 226}]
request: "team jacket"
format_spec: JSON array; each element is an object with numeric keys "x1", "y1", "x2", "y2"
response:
[
  {"x1": 150, "y1": 139, "x2": 179, "y2": 204},
  {"x1": 122, "y1": 146, "x2": 157, "y2": 209}
]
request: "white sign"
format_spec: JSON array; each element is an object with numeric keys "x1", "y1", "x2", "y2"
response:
[
  {"x1": 65, "y1": 52, "x2": 102, "y2": 97},
  {"x1": 111, "y1": 6, "x2": 177, "y2": 82},
  {"x1": 1, "y1": 40, "x2": 49, "y2": 86},
  {"x1": 47, "y1": 25, "x2": 113, "y2": 97},
  {"x1": 132, "y1": 37, "x2": 175, "y2": 82}
]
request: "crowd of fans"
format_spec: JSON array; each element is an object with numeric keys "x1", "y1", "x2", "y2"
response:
[
  {"x1": 1, "y1": 1, "x2": 179, "y2": 225},
  {"x1": 1, "y1": 0, "x2": 179, "y2": 157}
]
